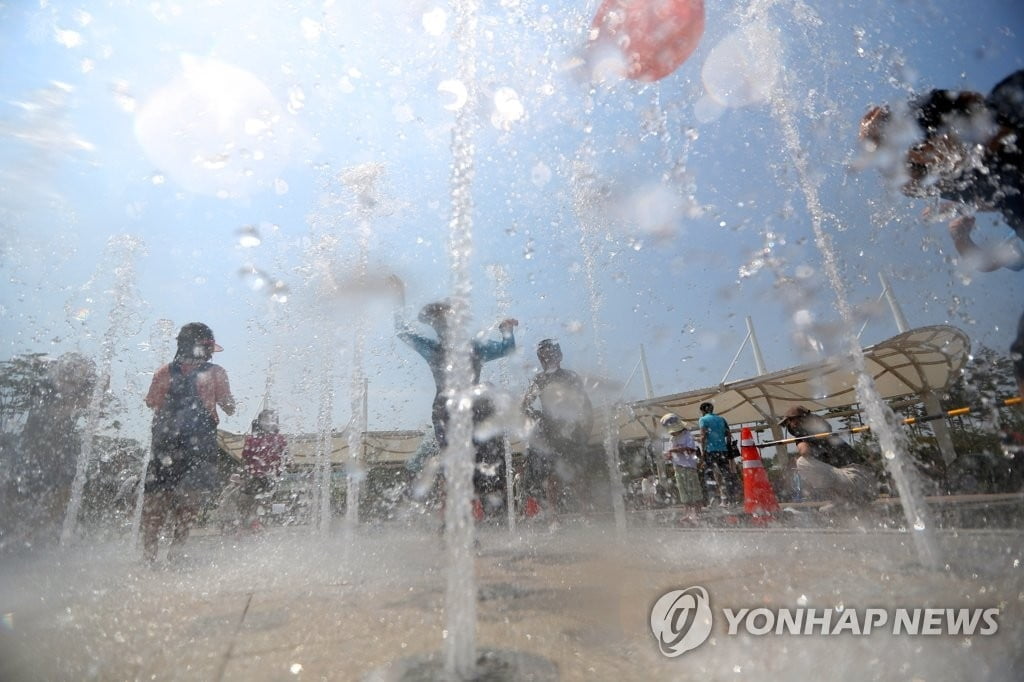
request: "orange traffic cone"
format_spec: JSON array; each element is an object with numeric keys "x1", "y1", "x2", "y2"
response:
[{"x1": 739, "y1": 427, "x2": 779, "y2": 521}]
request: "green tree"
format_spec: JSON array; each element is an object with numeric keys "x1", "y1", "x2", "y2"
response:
[
  {"x1": 943, "y1": 345, "x2": 1023, "y2": 436},
  {"x1": 0, "y1": 353, "x2": 49, "y2": 434}
]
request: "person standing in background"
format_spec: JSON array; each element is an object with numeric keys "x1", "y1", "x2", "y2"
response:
[
  {"x1": 660, "y1": 413, "x2": 704, "y2": 517},
  {"x1": 142, "y1": 322, "x2": 235, "y2": 565},
  {"x1": 239, "y1": 408, "x2": 287, "y2": 532},
  {"x1": 521, "y1": 339, "x2": 593, "y2": 524},
  {"x1": 698, "y1": 402, "x2": 739, "y2": 506}
]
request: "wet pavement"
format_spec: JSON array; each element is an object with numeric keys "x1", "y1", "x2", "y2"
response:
[{"x1": 1, "y1": 517, "x2": 1022, "y2": 681}]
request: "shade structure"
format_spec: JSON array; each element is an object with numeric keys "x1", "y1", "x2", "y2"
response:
[
  {"x1": 218, "y1": 429, "x2": 428, "y2": 467},
  {"x1": 617, "y1": 325, "x2": 971, "y2": 441}
]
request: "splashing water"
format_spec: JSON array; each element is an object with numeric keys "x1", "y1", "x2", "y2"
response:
[
  {"x1": 571, "y1": 157, "x2": 628, "y2": 534},
  {"x1": 486, "y1": 263, "x2": 517, "y2": 533},
  {"x1": 312, "y1": 359, "x2": 334, "y2": 535},
  {"x1": 62, "y1": 235, "x2": 146, "y2": 545},
  {"x1": 443, "y1": 0, "x2": 480, "y2": 677},
  {"x1": 340, "y1": 163, "x2": 385, "y2": 536},
  {"x1": 129, "y1": 317, "x2": 176, "y2": 549},
  {"x1": 753, "y1": 2, "x2": 939, "y2": 568},
  {"x1": 345, "y1": 371, "x2": 366, "y2": 533}
]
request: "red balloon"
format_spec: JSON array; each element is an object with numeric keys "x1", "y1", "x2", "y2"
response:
[{"x1": 589, "y1": 0, "x2": 705, "y2": 82}]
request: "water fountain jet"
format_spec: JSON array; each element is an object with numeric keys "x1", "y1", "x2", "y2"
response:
[{"x1": 62, "y1": 235, "x2": 146, "y2": 546}]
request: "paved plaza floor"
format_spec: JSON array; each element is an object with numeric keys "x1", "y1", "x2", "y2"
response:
[{"x1": 2, "y1": 516, "x2": 1022, "y2": 681}]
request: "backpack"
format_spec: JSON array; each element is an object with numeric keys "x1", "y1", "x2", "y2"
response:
[
  {"x1": 147, "y1": 362, "x2": 220, "y2": 492},
  {"x1": 151, "y1": 362, "x2": 216, "y2": 453}
]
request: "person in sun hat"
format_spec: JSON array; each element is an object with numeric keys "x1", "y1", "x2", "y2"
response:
[
  {"x1": 142, "y1": 322, "x2": 235, "y2": 565},
  {"x1": 778, "y1": 406, "x2": 877, "y2": 506},
  {"x1": 660, "y1": 413, "x2": 704, "y2": 515}
]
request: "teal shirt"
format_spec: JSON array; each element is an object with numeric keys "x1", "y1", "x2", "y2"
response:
[
  {"x1": 395, "y1": 310, "x2": 515, "y2": 396},
  {"x1": 698, "y1": 413, "x2": 729, "y2": 453}
]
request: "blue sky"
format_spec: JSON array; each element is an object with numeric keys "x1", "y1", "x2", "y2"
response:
[{"x1": 1, "y1": 0, "x2": 1022, "y2": 440}]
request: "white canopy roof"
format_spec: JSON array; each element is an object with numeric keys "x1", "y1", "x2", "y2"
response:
[
  {"x1": 218, "y1": 429, "x2": 428, "y2": 466},
  {"x1": 617, "y1": 325, "x2": 970, "y2": 440},
  {"x1": 219, "y1": 428, "x2": 533, "y2": 466}
]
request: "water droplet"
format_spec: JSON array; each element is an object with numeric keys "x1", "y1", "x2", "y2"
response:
[
  {"x1": 201, "y1": 153, "x2": 230, "y2": 170},
  {"x1": 290, "y1": 663, "x2": 303, "y2": 674},
  {"x1": 55, "y1": 28, "x2": 83, "y2": 48},
  {"x1": 530, "y1": 162, "x2": 551, "y2": 188},
  {"x1": 287, "y1": 86, "x2": 305, "y2": 113},
  {"x1": 244, "y1": 117, "x2": 270, "y2": 135},
  {"x1": 270, "y1": 281, "x2": 290, "y2": 304},
  {"x1": 423, "y1": 8, "x2": 447, "y2": 36},
  {"x1": 300, "y1": 17, "x2": 322, "y2": 42},
  {"x1": 237, "y1": 225, "x2": 261, "y2": 248},
  {"x1": 240, "y1": 264, "x2": 269, "y2": 291},
  {"x1": 491, "y1": 87, "x2": 524, "y2": 130},
  {"x1": 438, "y1": 80, "x2": 467, "y2": 111}
]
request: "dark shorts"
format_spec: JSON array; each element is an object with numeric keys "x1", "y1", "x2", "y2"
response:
[
  {"x1": 525, "y1": 448, "x2": 554, "y2": 495},
  {"x1": 525, "y1": 445, "x2": 584, "y2": 497},
  {"x1": 704, "y1": 451, "x2": 734, "y2": 469},
  {"x1": 145, "y1": 447, "x2": 219, "y2": 494},
  {"x1": 431, "y1": 394, "x2": 449, "y2": 449}
]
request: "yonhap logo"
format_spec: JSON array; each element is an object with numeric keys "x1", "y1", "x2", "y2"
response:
[
  {"x1": 649, "y1": 586, "x2": 714, "y2": 657},
  {"x1": 651, "y1": 586, "x2": 1001, "y2": 658}
]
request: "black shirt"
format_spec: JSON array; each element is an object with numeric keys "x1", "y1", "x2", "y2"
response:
[{"x1": 787, "y1": 413, "x2": 865, "y2": 469}]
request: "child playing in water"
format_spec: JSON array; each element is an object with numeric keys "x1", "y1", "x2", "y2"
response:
[{"x1": 660, "y1": 413, "x2": 704, "y2": 517}]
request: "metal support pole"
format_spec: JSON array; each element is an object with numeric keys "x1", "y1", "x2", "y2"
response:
[
  {"x1": 857, "y1": 289, "x2": 888, "y2": 340},
  {"x1": 639, "y1": 344, "x2": 654, "y2": 399},
  {"x1": 923, "y1": 391, "x2": 957, "y2": 466},
  {"x1": 636, "y1": 345, "x2": 666, "y2": 484},
  {"x1": 721, "y1": 329, "x2": 752, "y2": 385},
  {"x1": 771, "y1": 423, "x2": 789, "y2": 471},
  {"x1": 747, "y1": 316, "x2": 767, "y2": 376},
  {"x1": 879, "y1": 272, "x2": 910, "y2": 334}
]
